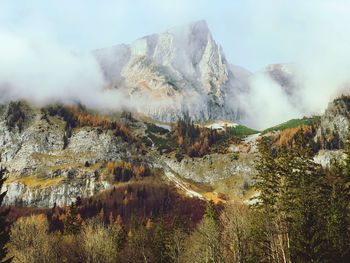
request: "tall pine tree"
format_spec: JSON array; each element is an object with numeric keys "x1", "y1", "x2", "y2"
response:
[
  {"x1": 0, "y1": 167, "x2": 11, "y2": 263},
  {"x1": 152, "y1": 217, "x2": 170, "y2": 263},
  {"x1": 253, "y1": 137, "x2": 291, "y2": 263},
  {"x1": 323, "y1": 128, "x2": 350, "y2": 262},
  {"x1": 253, "y1": 131, "x2": 332, "y2": 263},
  {"x1": 64, "y1": 203, "x2": 82, "y2": 235},
  {"x1": 286, "y1": 133, "x2": 328, "y2": 262}
]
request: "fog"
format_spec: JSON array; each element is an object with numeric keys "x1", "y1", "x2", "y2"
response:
[
  {"x1": 0, "y1": 28, "x2": 135, "y2": 111},
  {"x1": 236, "y1": 0, "x2": 350, "y2": 129},
  {"x1": 1, "y1": 0, "x2": 350, "y2": 129}
]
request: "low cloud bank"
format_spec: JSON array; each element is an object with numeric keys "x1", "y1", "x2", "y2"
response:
[
  {"x1": 0, "y1": 28, "x2": 132, "y2": 111},
  {"x1": 236, "y1": 0, "x2": 350, "y2": 130}
]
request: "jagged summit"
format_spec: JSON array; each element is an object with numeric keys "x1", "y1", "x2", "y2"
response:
[{"x1": 94, "y1": 20, "x2": 248, "y2": 122}]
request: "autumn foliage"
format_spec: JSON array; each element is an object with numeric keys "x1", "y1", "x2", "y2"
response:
[
  {"x1": 171, "y1": 118, "x2": 228, "y2": 157},
  {"x1": 45, "y1": 104, "x2": 135, "y2": 143},
  {"x1": 106, "y1": 161, "x2": 151, "y2": 182},
  {"x1": 30, "y1": 177, "x2": 206, "y2": 234},
  {"x1": 274, "y1": 124, "x2": 317, "y2": 148}
]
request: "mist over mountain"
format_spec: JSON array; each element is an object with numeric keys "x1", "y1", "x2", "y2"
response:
[
  {"x1": 2, "y1": 2, "x2": 350, "y2": 260},
  {"x1": 1, "y1": 18, "x2": 349, "y2": 129},
  {"x1": 92, "y1": 20, "x2": 350, "y2": 129},
  {"x1": 94, "y1": 20, "x2": 249, "y2": 122}
]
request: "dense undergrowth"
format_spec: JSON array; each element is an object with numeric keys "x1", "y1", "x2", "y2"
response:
[
  {"x1": 145, "y1": 118, "x2": 243, "y2": 158},
  {"x1": 3, "y1": 129, "x2": 350, "y2": 262},
  {"x1": 2, "y1": 176, "x2": 208, "y2": 262}
]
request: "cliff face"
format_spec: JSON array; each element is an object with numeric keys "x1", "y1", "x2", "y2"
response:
[
  {"x1": 0, "y1": 100, "x2": 250, "y2": 207},
  {"x1": 0, "y1": 102, "x2": 137, "y2": 207},
  {"x1": 4, "y1": 172, "x2": 110, "y2": 208},
  {"x1": 94, "y1": 20, "x2": 249, "y2": 122},
  {"x1": 0, "y1": 101, "x2": 260, "y2": 207},
  {"x1": 315, "y1": 96, "x2": 350, "y2": 149},
  {"x1": 2, "y1": 96, "x2": 349, "y2": 208}
]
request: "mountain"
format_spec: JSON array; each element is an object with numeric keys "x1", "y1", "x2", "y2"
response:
[
  {"x1": 315, "y1": 96, "x2": 350, "y2": 149},
  {"x1": 264, "y1": 63, "x2": 299, "y2": 102},
  {"x1": 0, "y1": 101, "x2": 257, "y2": 207},
  {"x1": 2, "y1": 95, "x2": 350, "y2": 207},
  {"x1": 2, "y1": 20, "x2": 350, "y2": 209},
  {"x1": 94, "y1": 20, "x2": 249, "y2": 122},
  {"x1": 0, "y1": 102, "x2": 140, "y2": 207}
]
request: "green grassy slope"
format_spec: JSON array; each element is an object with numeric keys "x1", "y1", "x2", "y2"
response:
[
  {"x1": 262, "y1": 116, "x2": 321, "y2": 134},
  {"x1": 227, "y1": 125, "x2": 260, "y2": 138}
]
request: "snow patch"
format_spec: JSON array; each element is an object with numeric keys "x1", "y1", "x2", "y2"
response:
[
  {"x1": 205, "y1": 121, "x2": 238, "y2": 131},
  {"x1": 154, "y1": 123, "x2": 171, "y2": 131}
]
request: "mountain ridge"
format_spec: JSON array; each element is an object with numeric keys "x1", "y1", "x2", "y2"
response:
[{"x1": 94, "y1": 20, "x2": 249, "y2": 122}]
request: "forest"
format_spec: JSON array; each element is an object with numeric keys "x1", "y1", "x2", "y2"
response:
[{"x1": 0, "y1": 128, "x2": 350, "y2": 263}]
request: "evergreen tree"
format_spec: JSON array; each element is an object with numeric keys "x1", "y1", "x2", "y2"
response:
[
  {"x1": 0, "y1": 167, "x2": 11, "y2": 263},
  {"x1": 254, "y1": 137, "x2": 281, "y2": 211},
  {"x1": 253, "y1": 137, "x2": 291, "y2": 262},
  {"x1": 324, "y1": 162, "x2": 350, "y2": 262},
  {"x1": 64, "y1": 203, "x2": 82, "y2": 235},
  {"x1": 253, "y1": 131, "x2": 332, "y2": 263},
  {"x1": 323, "y1": 129, "x2": 350, "y2": 262},
  {"x1": 204, "y1": 200, "x2": 218, "y2": 221},
  {"x1": 153, "y1": 218, "x2": 170, "y2": 263},
  {"x1": 344, "y1": 126, "x2": 350, "y2": 189}
]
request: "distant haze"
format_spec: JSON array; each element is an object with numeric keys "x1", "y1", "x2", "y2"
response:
[{"x1": 0, "y1": 0, "x2": 350, "y2": 129}]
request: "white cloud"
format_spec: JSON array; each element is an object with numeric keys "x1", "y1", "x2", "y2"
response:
[
  {"x1": 1, "y1": 0, "x2": 350, "y2": 129},
  {"x1": 236, "y1": 0, "x2": 350, "y2": 129},
  {"x1": 239, "y1": 73, "x2": 302, "y2": 129},
  {"x1": 0, "y1": 28, "x2": 132, "y2": 110}
]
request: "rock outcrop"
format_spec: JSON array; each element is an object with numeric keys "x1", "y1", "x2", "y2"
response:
[
  {"x1": 4, "y1": 171, "x2": 110, "y2": 208},
  {"x1": 0, "y1": 102, "x2": 137, "y2": 207},
  {"x1": 315, "y1": 96, "x2": 350, "y2": 149}
]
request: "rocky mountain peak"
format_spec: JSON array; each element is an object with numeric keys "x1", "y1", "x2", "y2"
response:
[
  {"x1": 188, "y1": 19, "x2": 209, "y2": 32},
  {"x1": 94, "y1": 20, "x2": 248, "y2": 122},
  {"x1": 265, "y1": 63, "x2": 297, "y2": 96}
]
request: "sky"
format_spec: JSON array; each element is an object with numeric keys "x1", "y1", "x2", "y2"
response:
[
  {"x1": 1, "y1": 0, "x2": 350, "y2": 129},
  {"x1": 2, "y1": 0, "x2": 347, "y2": 72}
]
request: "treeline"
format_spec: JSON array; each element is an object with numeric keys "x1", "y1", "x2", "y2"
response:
[
  {"x1": 248, "y1": 131, "x2": 350, "y2": 262},
  {"x1": 44, "y1": 104, "x2": 135, "y2": 146},
  {"x1": 5, "y1": 101, "x2": 27, "y2": 132},
  {"x1": 106, "y1": 161, "x2": 151, "y2": 182},
  {"x1": 171, "y1": 118, "x2": 236, "y2": 158},
  {"x1": 266, "y1": 124, "x2": 339, "y2": 158},
  {"x1": 317, "y1": 126, "x2": 344, "y2": 150},
  {"x1": 5, "y1": 206, "x2": 208, "y2": 263},
  {"x1": 2, "y1": 178, "x2": 208, "y2": 263},
  {"x1": 3, "y1": 199, "x2": 213, "y2": 263},
  {"x1": 274, "y1": 124, "x2": 315, "y2": 146},
  {"x1": 2, "y1": 129, "x2": 350, "y2": 262}
]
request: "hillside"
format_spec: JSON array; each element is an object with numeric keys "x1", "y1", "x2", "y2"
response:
[
  {"x1": 2, "y1": 96, "x2": 350, "y2": 208},
  {"x1": 0, "y1": 101, "x2": 262, "y2": 207},
  {"x1": 262, "y1": 116, "x2": 320, "y2": 134}
]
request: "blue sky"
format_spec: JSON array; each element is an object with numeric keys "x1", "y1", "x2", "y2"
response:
[
  {"x1": 0, "y1": 0, "x2": 349, "y2": 128},
  {"x1": 2, "y1": 0, "x2": 344, "y2": 71}
]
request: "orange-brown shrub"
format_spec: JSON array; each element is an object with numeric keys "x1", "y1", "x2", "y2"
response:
[
  {"x1": 275, "y1": 125, "x2": 314, "y2": 146},
  {"x1": 106, "y1": 161, "x2": 150, "y2": 182},
  {"x1": 70, "y1": 107, "x2": 135, "y2": 142},
  {"x1": 171, "y1": 119, "x2": 224, "y2": 157}
]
